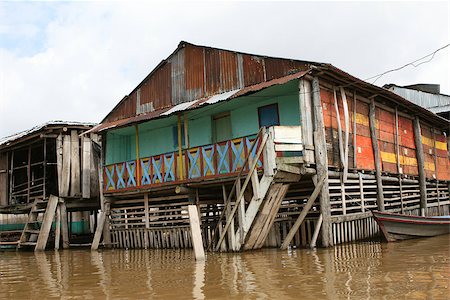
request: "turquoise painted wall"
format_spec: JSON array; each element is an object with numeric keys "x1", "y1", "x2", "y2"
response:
[
  {"x1": 105, "y1": 80, "x2": 301, "y2": 164},
  {"x1": 188, "y1": 115, "x2": 212, "y2": 148},
  {"x1": 105, "y1": 126, "x2": 136, "y2": 165}
]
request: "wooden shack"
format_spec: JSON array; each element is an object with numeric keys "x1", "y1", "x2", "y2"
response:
[
  {"x1": 0, "y1": 121, "x2": 101, "y2": 250},
  {"x1": 89, "y1": 41, "x2": 450, "y2": 252}
]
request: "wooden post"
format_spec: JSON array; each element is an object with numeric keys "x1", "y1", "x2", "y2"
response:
[
  {"x1": 280, "y1": 172, "x2": 326, "y2": 249},
  {"x1": 91, "y1": 211, "x2": 106, "y2": 250},
  {"x1": 369, "y1": 99, "x2": 385, "y2": 211},
  {"x1": 8, "y1": 150, "x2": 14, "y2": 204},
  {"x1": 60, "y1": 201, "x2": 70, "y2": 249},
  {"x1": 177, "y1": 114, "x2": 184, "y2": 180},
  {"x1": 27, "y1": 145, "x2": 31, "y2": 203},
  {"x1": 310, "y1": 214, "x2": 323, "y2": 249},
  {"x1": 70, "y1": 130, "x2": 81, "y2": 197},
  {"x1": 353, "y1": 91, "x2": 357, "y2": 168},
  {"x1": 188, "y1": 205, "x2": 205, "y2": 260},
  {"x1": 82, "y1": 136, "x2": 91, "y2": 199},
  {"x1": 413, "y1": 117, "x2": 427, "y2": 216},
  {"x1": 311, "y1": 77, "x2": 332, "y2": 247},
  {"x1": 135, "y1": 125, "x2": 141, "y2": 186},
  {"x1": 222, "y1": 185, "x2": 235, "y2": 251},
  {"x1": 333, "y1": 88, "x2": 345, "y2": 176},
  {"x1": 56, "y1": 134, "x2": 63, "y2": 197},
  {"x1": 55, "y1": 204, "x2": 61, "y2": 250},
  {"x1": 299, "y1": 79, "x2": 314, "y2": 164},
  {"x1": 339, "y1": 87, "x2": 350, "y2": 181},
  {"x1": 184, "y1": 113, "x2": 190, "y2": 148},
  {"x1": 35, "y1": 195, "x2": 59, "y2": 251},
  {"x1": 144, "y1": 193, "x2": 150, "y2": 248},
  {"x1": 43, "y1": 137, "x2": 47, "y2": 199},
  {"x1": 61, "y1": 135, "x2": 71, "y2": 197}
]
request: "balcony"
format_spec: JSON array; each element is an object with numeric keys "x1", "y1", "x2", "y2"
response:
[{"x1": 103, "y1": 126, "x2": 304, "y2": 193}]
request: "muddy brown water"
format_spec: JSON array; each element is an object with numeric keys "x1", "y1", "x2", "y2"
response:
[{"x1": 0, "y1": 235, "x2": 449, "y2": 299}]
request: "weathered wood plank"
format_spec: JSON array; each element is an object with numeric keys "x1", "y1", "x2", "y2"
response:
[
  {"x1": 91, "y1": 212, "x2": 105, "y2": 250},
  {"x1": 312, "y1": 77, "x2": 332, "y2": 247},
  {"x1": 60, "y1": 201, "x2": 70, "y2": 249},
  {"x1": 280, "y1": 172, "x2": 326, "y2": 249},
  {"x1": 369, "y1": 99, "x2": 385, "y2": 211},
  {"x1": 413, "y1": 117, "x2": 427, "y2": 216},
  {"x1": 188, "y1": 205, "x2": 205, "y2": 260},
  {"x1": 61, "y1": 135, "x2": 71, "y2": 197},
  {"x1": 299, "y1": 79, "x2": 315, "y2": 164},
  {"x1": 35, "y1": 195, "x2": 59, "y2": 251},
  {"x1": 310, "y1": 214, "x2": 323, "y2": 249},
  {"x1": 340, "y1": 87, "x2": 350, "y2": 181},
  {"x1": 82, "y1": 136, "x2": 91, "y2": 199},
  {"x1": 70, "y1": 130, "x2": 81, "y2": 197},
  {"x1": 55, "y1": 205, "x2": 61, "y2": 250},
  {"x1": 0, "y1": 152, "x2": 8, "y2": 206}
]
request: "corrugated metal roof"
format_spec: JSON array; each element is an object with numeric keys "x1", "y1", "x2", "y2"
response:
[
  {"x1": 101, "y1": 41, "x2": 314, "y2": 123},
  {"x1": 0, "y1": 121, "x2": 96, "y2": 148},
  {"x1": 385, "y1": 85, "x2": 450, "y2": 114}
]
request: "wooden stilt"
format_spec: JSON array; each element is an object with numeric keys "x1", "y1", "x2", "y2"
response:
[
  {"x1": 280, "y1": 173, "x2": 326, "y2": 249},
  {"x1": 310, "y1": 214, "x2": 323, "y2": 249},
  {"x1": 70, "y1": 130, "x2": 81, "y2": 197},
  {"x1": 312, "y1": 77, "x2": 332, "y2": 247},
  {"x1": 60, "y1": 201, "x2": 70, "y2": 249},
  {"x1": 55, "y1": 204, "x2": 61, "y2": 250},
  {"x1": 369, "y1": 99, "x2": 385, "y2": 211},
  {"x1": 188, "y1": 205, "x2": 205, "y2": 260},
  {"x1": 35, "y1": 195, "x2": 59, "y2": 251},
  {"x1": 413, "y1": 117, "x2": 427, "y2": 216},
  {"x1": 91, "y1": 211, "x2": 106, "y2": 250}
]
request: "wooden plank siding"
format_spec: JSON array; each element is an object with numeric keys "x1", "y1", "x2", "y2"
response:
[{"x1": 319, "y1": 86, "x2": 450, "y2": 181}]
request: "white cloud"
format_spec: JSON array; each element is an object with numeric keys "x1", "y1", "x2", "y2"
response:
[{"x1": 0, "y1": 1, "x2": 449, "y2": 137}]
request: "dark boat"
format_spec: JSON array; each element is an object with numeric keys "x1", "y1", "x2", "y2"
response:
[{"x1": 372, "y1": 211, "x2": 450, "y2": 242}]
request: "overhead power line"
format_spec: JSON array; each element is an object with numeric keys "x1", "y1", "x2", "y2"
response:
[{"x1": 365, "y1": 43, "x2": 450, "y2": 84}]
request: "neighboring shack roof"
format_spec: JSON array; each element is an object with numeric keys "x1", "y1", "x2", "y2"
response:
[
  {"x1": 384, "y1": 83, "x2": 450, "y2": 115},
  {"x1": 0, "y1": 121, "x2": 96, "y2": 150},
  {"x1": 97, "y1": 41, "x2": 450, "y2": 133}
]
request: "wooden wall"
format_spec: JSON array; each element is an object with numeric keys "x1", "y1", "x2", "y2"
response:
[
  {"x1": 0, "y1": 152, "x2": 8, "y2": 206},
  {"x1": 319, "y1": 87, "x2": 450, "y2": 180}
]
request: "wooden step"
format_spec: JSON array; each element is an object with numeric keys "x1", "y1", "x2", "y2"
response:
[{"x1": 24, "y1": 229, "x2": 40, "y2": 234}]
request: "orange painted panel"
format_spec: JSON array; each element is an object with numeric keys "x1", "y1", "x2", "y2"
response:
[
  {"x1": 356, "y1": 135, "x2": 375, "y2": 170},
  {"x1": 437, "y1": 156, "x2": 450, "y2": 180}
]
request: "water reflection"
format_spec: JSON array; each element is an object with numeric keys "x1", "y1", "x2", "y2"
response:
[{"x1": 0, "y1": 235, "x2": 448, "y2": 299}]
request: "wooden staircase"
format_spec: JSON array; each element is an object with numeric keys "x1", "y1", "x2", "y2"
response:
[
  {"x1": 210, "y1": 126, "x2": 304, "y2": 251},
  {"x1": 18, "y1": 195, "x2": 59, "y2": 251}
]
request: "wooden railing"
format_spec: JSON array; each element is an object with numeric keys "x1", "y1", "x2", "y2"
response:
[{"x1": 103, "y1": 134, "x2": 264, "y2": 192}]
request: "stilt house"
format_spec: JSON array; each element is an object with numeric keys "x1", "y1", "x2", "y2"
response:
[
  {"x1": 90, "y1": 41, "x2": 450, "y2": 251},
  {"x1": 0, "y1": 121, "x2": 101, "y2": 249}
]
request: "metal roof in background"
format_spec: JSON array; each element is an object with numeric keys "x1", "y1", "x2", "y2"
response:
[
  {"x1": 0, "y1": 121, "x2": 96, "y2": 149},
  {"x1": 384, "y1": 84, "x2": 450, "y2": 114}
]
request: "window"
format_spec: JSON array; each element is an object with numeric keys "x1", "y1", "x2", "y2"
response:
[
  {"x1": 173, "y1": 124, "x2": 185, "y2": 148},
  {"x1": 213, "y1": 112, "x2": 232, "y2": 143},
  {"x1": 258, "y1": 103, "x2": 280, "y2": 128}
]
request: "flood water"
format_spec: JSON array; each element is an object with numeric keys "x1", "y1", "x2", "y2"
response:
[{"x1": 1, "y1": 235, "x2": 449, "y2": 299}]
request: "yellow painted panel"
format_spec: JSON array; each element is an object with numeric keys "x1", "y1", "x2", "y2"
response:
[
  {"x1": 435, "y1": 141, "x2": 447, "y2": 151},
  {"x1": 355, "y1": 113, "x2": 369, "y2": 127},
  {"x1": 421, "y1": 135, "x2": 434, "y2": 147},
  {"x1": 381, "y1": 151, "x2": 397, "y2": 164},
  {"x1": 424, "y1": 161, "x2": 435, "y2": 172},
  {"x1": 400, "y1": 156, "x2": 417, "y2": 166}
]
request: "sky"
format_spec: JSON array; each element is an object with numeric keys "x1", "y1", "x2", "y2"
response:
[{"x1": 0, "y1": 1, "x2": 449, "y2": 138}]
